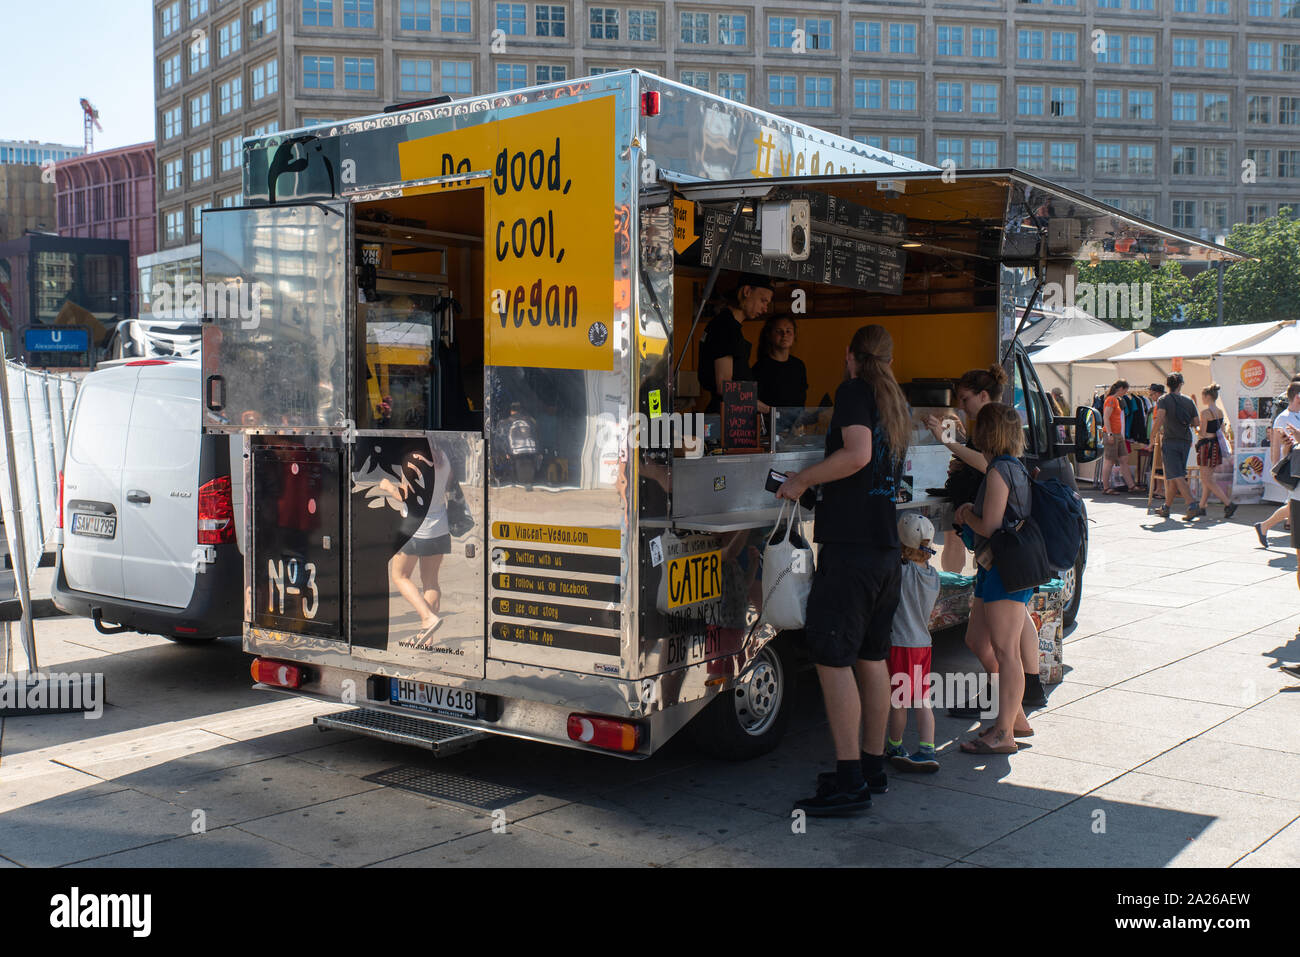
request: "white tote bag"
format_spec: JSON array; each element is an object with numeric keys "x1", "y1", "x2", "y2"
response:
[{"x1": 760, "y1": 500, "x2": 815, "y2": 630}]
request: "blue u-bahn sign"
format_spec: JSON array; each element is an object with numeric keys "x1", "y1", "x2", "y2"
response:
[{"x1": 25, "y1": 327, "x2": 89, "y2": 353}]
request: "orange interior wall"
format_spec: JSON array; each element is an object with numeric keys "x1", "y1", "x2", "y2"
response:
[{"x1": 674, "y1": 276, "x2": 998, "y2": 405}]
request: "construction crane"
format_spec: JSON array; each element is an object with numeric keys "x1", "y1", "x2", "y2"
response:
[{"x1": 80, "y1": 98, "x2": 102, "y2": 153}]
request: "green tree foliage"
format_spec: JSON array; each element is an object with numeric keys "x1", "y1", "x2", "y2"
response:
[
  {"x1": 1070, "y1": 259, "x2": 1192, "y2": 330},
  {"x1": 1185, "y1": 207, "x2": 1300, "y2": 324}
]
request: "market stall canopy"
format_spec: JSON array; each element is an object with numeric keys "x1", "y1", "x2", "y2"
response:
[
  {"x1": 1030, "y1": 330, "x2": 1154, "y2": 365},
  {"x1": 1018, "y1": 307, "x2": 1121, "y2": 350},
  {"x1": 1218, "y1": 322, "x2": 1300, "y2": 358},
  {"x1": 1110, "y1": 322, "x2": 1283, "y2": 363},
  {"x1": 668, "y1": 169, "x2": 1246, "y2": 265}
]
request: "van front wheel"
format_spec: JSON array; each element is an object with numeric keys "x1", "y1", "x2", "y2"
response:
[{"x1": 687, "y1": 637, "x2": 797, "y2": 760}]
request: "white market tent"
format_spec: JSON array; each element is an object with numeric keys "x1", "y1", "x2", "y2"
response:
[{"x1": 1110, "y1": 321, "x2": 1284, "y2": 400}]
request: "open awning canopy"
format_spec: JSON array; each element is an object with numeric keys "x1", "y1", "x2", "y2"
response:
[
  {"x1": 1030, "y1": 330, "x2": 1154, "y2": 365},
  {"x1": 1219, "y1": 322, "x2": 1300, "y2": 358},
  {"x1": 668, "y1": 169, "x2": 1246, "y2": 265},
  {"x1": 1110, "y1": 322, "x2": 1283, "y2": 362}
]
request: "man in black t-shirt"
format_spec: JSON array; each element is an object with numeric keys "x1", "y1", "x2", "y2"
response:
[{"x1": 698, "y1": 273, "x2": 774, "y2": 413}]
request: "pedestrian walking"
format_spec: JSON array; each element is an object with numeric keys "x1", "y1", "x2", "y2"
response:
[
  {"x1": 1153, "y1": 373, "x2": 1199, "y2": 520},
  {"x1": 1101, "y1": 380, "x2": 1137, "y2": 494},
  {"x1": 1255, "y1": 382, "x2": 1300, "y2": 546},
  {"x1": 1189, "y1": 383, "x2": 1236, "y2": 520},
  {"x1": 776, "y1": 324, "x2": 909, "y2": 816},
  {"x1": 886, "y1": 513, "x2": 942, "y2": 773}
]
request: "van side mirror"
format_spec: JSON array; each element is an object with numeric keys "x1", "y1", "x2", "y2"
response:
[{"x1": 1073, "y1": 406, "x2": 1102, "y2": 463}]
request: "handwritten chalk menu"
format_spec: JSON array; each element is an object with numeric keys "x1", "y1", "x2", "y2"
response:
[
  {"x1": 722, "y1": 380, "x2": 761, "y2": 450},
  {"x1": 698, "y1": 208, "x2": 906, "y2": 295}
]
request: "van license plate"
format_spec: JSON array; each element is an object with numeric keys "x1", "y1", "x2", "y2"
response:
[
  {"x1": 391, "y1": 680, "x2": 476, "y2": 718},
  {"x1": 71, "y1": 513, "x2": 117, "y2": 539}
]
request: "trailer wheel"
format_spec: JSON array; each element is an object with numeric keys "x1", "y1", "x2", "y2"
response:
[
  {"x1": 687, "y1": 637, "x2": 796, "y2": 761},
  {"x1": 1062, "y1": 548, "x2": 1084, "y2": 628}
]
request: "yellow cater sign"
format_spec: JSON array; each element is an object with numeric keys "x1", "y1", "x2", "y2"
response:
[{"x1": 397, "y1": 96, "x2": 616, "y2": 371}]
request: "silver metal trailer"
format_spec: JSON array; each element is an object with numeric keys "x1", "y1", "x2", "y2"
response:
[{"x1": 201, "y1": 71, "x2": 1238, "y2": 759}]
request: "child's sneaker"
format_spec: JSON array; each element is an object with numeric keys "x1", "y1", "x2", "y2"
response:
[
  {"x1": 890, "y1": 746, "x2": 940, "y2": 773},
  {"x1": 884, "y1": 741, "x2": 908, "y2": 760}
]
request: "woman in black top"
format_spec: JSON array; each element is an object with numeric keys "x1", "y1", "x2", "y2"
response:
[
  {"x1": 752, "y1": 315, "x2": 809, "y2": 409},
  {"x1": 697, "y1": 273, "x2": 774, "y2": 414}
]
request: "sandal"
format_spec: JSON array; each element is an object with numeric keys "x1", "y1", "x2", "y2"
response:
[
  {"x1": 960, "y1": 735, "x2": 1018, "y2": 755},
  {"x1": 414, "y1": 618, "x2": 444, "y2": 648},
  {"x1": 980, "y1": 724, "x2": 1034, "y2": 739}
]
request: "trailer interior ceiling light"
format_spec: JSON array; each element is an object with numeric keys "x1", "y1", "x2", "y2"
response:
[
  {"x1": 251, "y1": 658, "x2": 304, "y2": 690},
  {"x1": 567, "y1": 714, "x2": 641, "y2": 752},
  {"x1": 760, "y1": 199, "x2": 811, "y2": 261}
]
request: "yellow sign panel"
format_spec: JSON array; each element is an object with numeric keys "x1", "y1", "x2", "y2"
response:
[
  {"x1": 672, "y1": 197, "x2": 697, "y2": 255},
  {"x1": 492, "y1": 521, "x2": 621, "y2": 550},
  {"x1": 397, "y1": 96, "x2": 617, "y2": 371},
  {"x1": 666, "y1": 549, "x2": 723, "y2": 609}
]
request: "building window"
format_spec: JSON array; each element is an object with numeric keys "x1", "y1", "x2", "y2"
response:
[
  {"x1": 936, "y1": 137, "x2": 964, "y2": 165},
  {"x1": 303, "y1": 55, "x2": 335, "y2": 88},
  {"x1": 344, "y1": 0, "x2": 375, "y2": 28},
  {"x1": 971, "y1": 139, "x2": 998, "y2": 168},
  {"x1": 219, "y1": 19, "x2": 242, "y2": 57},
  {"x1": 190, "y1": 147, "x2": 212, "y2": 183},
  {"x1": 165, "y1": 209, "x2": 184, "y2": 242},
  {"x1": 1246, "y1": 203, "x2": 1270, "y2": 223},
  {"x1": 768, "y1": 16, "x2": 794, "y2": 49},
  {"x1": 1050, "y1": 31, "x2": 1077, "y2": 62},
  {"x1": 1203, "y1": 147, "x2": 1229, "y2": 176},
  {"x1": 219, "y1": 77, "x2": 243, "y2": 114},
  {"x1": 192, "y1": 204, "x2": 210, "y2": 238},
  {"x1": 251, "y1": 1, "x2": 278, "y2": 38},
  {"x1": 1203, "y1": 39, "x2": 1229, "y2": 69},
  {"x1": 1172, "y1": 37, "x2": 1197, "y2": 68},
  {"x1": 1018, "y1": 29, "x2": 1044, "y2": 60},
  {"x1": 1248, "y1": 95, "x2": 1273, "y2": 124},
  {"x1": 1096, "y1": 88, "x2": 1121, "y2": 119},
  {"x1": 590, "y1": 7, "x2": 618, "y2": 39},
  {"x1": 189, "y1": 35, "x2": 210, "y2": 74},
  {"x1": 1249, "y1": 42, "x2": 1274, "y2": 71},
  {"x1": 971, "y1": 83, "x2": 998, "y2": 114},
  {"x1": 1017, "y1": 141, "x2": 1045, "y2": 171},
  {"x1": 252, "y1": 59, "x2": 279, "y2": 99},
  {"x1": 888, "y1": 79, "x2": 917, "y2": 111},
  {"x1": 1280, "y1": 96, "x2": 1300, "y2": 125},
  {"x1": 1172, "y1": 146, "x2": 1197, "y2": 175},
  {"x1": 303, "y1": 0, "x2": 334, "y2": 27},
  {"x1": 497, "y1": 63, "x2": 528, "y2": 90},
  {"x1": 344, "y1": 57, "x2": 375, "y2": 90},
  {"x1": 189, "y1": 92, "x2": 211, "y2": 129},
  {"x1": 1127, "y1": 143, "x2": 1154, "y2": 175},
  {"x1": 1202, "y1": 92, "x2": 1229, "y2": 123},
  {"x1": 1202, "y1": 200, "x2": 1228, "y2": 231},
  {"x1": 536, "y1": 5, "x2": 566, "y2": 37},
  {"x1": 768, "y1": 74, "x2": 796, "y2": 108},
  {"x1": 400, "y1": 0, "x2": 432, "y2": 30},
  {"x1": 1283, "y1": 43, "x2": 1300, "y2": 71},
  {"x1": 162, "y1": 107, "x2": 182, "y2": 140},
  {"x1": 163, "y1": 158, "x2": 183, "y2": 191},
  {"x1": 220, "y1": 192, "x2": 244, "y2": 208},
  {"x1": 1128, "y1": 35, "x2": 1154, "y2": 66},
  {"x1": 889, "y1": 23, "x2": 917, "y2": 54},
  {"x1": 628, "y1": 7, "x2": 655, "y2": 40},
  {"x1": 680, "y1": 70, "x2": 709, "y2": 91},
  {"x1": 1172, "y1": 91, "x2": 1197, "y2": 121},
  {"x1": 937, "y1": 26, "x2": 963, "y2": 57},
  {"x1": 680, "y1": 11, "x2": 708, "y2": 44},
  {"x1": 1246, "y1": 148, "x2": 1272, "y2": 177},
  {"x1": 1096, "y1": 143, "x2": 1121, "y2": 174},
  {"x1": 441, "y1": 60, "x2": 472, "y2": 94},
  {"x1": 441, "y1": 1, "x2": 471, "y2": 33},
  {"x1": 1172, "y1": 200, "x2": 1196, "y2": 229},
  {"x1": 1050, "y1": 142, "x2": 1077, "y2": 174},
  {"x1": 971, "y1": 27, "x2": 997, "y2": 58},
  {"x1": 1249, "y1": 0, "x2": 1273, "y2": 13},
  {"x1": 1017, "y1": 85, "x2": 1044, "y2": 117},
  {"x1": 804, "y1": 75, "x2": 832, "y2": 108},
  {"x1": 1207, "y1": 0, "x2": 1228, "y2": 9},
  {"x1": 189, "y1": 0, "x2": 208, "y2": 17},
  {"x1": 1131, "y1": 0, "x2": 1154, "y2": 8},
  {"x1": 718, "y1": 14, "x2": 746, "y2": 46},
  {"x1": 805, "y1": 18, "x2": 832, "y2": 51},
  {"x1": 1175, "y1": 0, "x2": 1198, "y2": 10},
  {"x1": 535, "y1": 64, "x2": 566, "y2": 83},
  {"x1": 161, "y1": 2, "x2": 180, "y2": 37},
  {"x1": 249, "y1": 120, "x2": 280, "y2": 137},
  {"x1": 888, "y1": 136, "x2": 917, "y2": 158},
  {"x1": 853, "y1": 21, "x2": 881, "y2": 53},
  {"x1": 854, "y1": 78, "x2": 882, "y2": 110},
  {"x1": 1282, "y1": 151, "x2": 1300, "y2": 177},
  {"x1": 937, "y1": 81, "x2": 964, "y2": 113},
  {"x1": 718, "y1": 72, "x2": 746, "y2": 102},
  {"x1": 1050, "y1": 87, "x2": 1077, "y2": 118},
  {"x1": 498, "y1": 3, "x2": 527, "y2": 34},
  {"x1": 220, "y1": 134, "x2": 243, "y2": 172},
  {"x1": 1128, "y1": 89, "x2": 1155, "y2": 120},
  {"x1": 1096, "y1": 31, "x2": 1121, "y2": 64},
  {"x1": 399, "y1": 57, "x2": 432, "y2": 93}
]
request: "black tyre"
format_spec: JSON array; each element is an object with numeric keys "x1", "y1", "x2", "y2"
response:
[
  {"x1": 1062, "y1": 547, "x2": 1084, "y2": 627},
  {"x1": 687, "y1": 636, "x2": 797, "y2": 760}
]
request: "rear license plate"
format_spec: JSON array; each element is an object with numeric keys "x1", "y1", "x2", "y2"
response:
[
  {"x1": 71, "y1": 513, "x2": 117, "y2": 539},
  {"x1": 390, "y1": 679, "x2": 476, "y2": 718}
]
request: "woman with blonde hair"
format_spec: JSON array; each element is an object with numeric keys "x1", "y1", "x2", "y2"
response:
[
  {"x1": 776, "y1": 324, "x2": 909, "y2": 815},
  {"x1": 1188, "y1": 383, "x2": 1236, "y2": 519}
]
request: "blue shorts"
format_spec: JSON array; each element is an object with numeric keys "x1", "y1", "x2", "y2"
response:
[{"x1": 974, "y1": 565, "x2": 1033, "y2": 604}]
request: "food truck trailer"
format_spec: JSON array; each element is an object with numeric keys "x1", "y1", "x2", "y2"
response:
[{"x1": 202, "y1": 71, "x2": 1239, "y2": 759}]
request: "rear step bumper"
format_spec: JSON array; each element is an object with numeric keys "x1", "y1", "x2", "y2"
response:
[{"x1": 315, "y1": 708, "x2": 489, "y2": 757}]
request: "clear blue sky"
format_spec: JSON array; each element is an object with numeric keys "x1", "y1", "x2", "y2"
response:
[{"x1": 2, "y1": 0, "x2": 155, "y2": 151}]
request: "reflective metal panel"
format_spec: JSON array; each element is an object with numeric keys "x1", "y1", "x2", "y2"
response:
[{"x1": 201, "y1": 204, "x2": 349, "y2": 431}]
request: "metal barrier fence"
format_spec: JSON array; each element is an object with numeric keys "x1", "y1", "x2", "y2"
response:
[{"x1": 0, "y1": 361, "x2": 79, "y2": 580}]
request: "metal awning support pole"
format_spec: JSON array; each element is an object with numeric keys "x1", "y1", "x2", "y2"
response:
[
  {"x1": 0, "y1": 357, "x2": 37, "y2": 671},
  {"x1": 672, "y1": 198, "x2": 746, "y2": 381}
]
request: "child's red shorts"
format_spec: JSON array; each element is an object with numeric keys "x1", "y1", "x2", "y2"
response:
[{"x1": 888, "y1": 646, "x2": 933, "y2": 707}]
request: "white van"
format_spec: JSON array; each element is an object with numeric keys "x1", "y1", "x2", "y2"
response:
[{"x1": 52, "y1": 359, "x2": 243, "y2": 642}]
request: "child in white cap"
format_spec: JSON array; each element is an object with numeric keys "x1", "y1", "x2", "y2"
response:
[{"x1": 885, "y1": 512, "x2": 942, "y2": 772}]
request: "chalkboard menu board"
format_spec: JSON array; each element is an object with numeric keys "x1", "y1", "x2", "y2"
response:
[
  {"x1": 698, "y1": 206, "x2": 906, "y2": 295},
  {"x1": 722, "y1": 380, "x2": 762, "y2": 450}
]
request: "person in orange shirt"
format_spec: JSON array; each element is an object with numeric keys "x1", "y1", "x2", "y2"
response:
[{"x1": 1101, "y1": 380, "x2": 1137, "y2": 494}]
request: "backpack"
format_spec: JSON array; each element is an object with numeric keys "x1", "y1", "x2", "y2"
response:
[{"x1": 1029, "y1": 474, "x2": 1086, "y2": 573}]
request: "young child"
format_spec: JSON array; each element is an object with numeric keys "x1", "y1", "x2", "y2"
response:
[{"x1": 885, "y1": 513, "x2": 943, "y2": 772}]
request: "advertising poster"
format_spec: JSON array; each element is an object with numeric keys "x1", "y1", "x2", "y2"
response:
[{"x1": 1213, "y1": 353, "x2": 1295, "y2": 502}]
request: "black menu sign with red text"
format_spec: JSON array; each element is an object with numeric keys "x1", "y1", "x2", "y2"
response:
[{"x1": 722, "y1": 380, "x2": 761, "y2": 450}]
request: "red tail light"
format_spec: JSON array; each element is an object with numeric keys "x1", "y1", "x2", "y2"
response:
[
  {"x1": 57, "y1": 471, "x2": 65, "y2": 529},
  {"x1": 198, "y1": 475, "x2": 235, "y2": 545},
  {"x1": 250, "y1": 658, "x2": 303, "y2": 689},
  {"x1": 567, "y1": 714, "x2": 642, "y2": 752}
]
